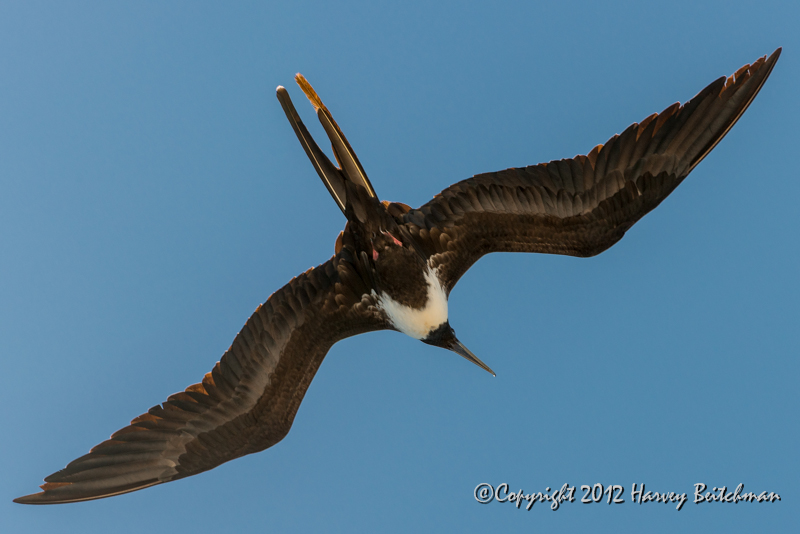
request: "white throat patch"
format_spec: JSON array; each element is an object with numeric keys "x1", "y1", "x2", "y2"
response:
[{"x1": 376, "y1": 268, "x2": 448, "y2": 340}]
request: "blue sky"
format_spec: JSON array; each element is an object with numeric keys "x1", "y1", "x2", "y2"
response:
[{"x1": 1, "y1": 1, "x2": 797, "y2": 532}]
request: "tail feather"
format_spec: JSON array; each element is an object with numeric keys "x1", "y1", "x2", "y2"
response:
[
  {"x1": 276, "y1": 86, "x2": 349, "y2": 213},
  {"x1": 294, "y1": 74, "x2": 377, "y2": 199},
  {"x1": 277, "y1": 75, "x2": 379, "y2": 218}
]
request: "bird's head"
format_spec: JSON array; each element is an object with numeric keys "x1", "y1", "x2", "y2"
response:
[{"x1": 422, "y1": 321, "x2": 495, "y2": 376}]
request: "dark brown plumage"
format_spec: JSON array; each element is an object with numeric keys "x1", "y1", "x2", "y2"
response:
[
  {"x1": 16, "y1": 239, "x2": 385, "y2": 504},
  {"x1": 15, "y1": 48, "x2": 780, "y2": 504},
  {"x1": 402, "y1": 50, "x2": 781, "y2": 292}
]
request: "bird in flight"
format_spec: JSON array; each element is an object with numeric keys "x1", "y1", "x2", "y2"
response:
[{"x1": 16, "y1": 49, "x2": 780, "y2": 504}]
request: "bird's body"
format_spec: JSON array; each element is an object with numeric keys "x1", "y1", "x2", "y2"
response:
[
  {"x1": 16, "y1": 49, "x2": 780, "y2": 504},
  {"x1": 378, "y1": 266, "x2": 449, "y2": 340}
]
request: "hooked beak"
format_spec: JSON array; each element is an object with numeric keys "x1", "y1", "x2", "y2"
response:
[
  {"x1": 449, "y1": 337, "x2": 496, "y2": 377},
  {"x1": 423, "y1": 323, "x2": 495, "y2": 376}
]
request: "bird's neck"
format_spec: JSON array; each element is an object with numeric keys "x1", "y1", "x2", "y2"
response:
[{"x1": 376, "y1": 268, "x2": 448, "y2": 340}]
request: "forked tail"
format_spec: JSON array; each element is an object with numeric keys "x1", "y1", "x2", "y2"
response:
[{"x1": 276, "y1": 76, "x2": 378, "y2": 217}]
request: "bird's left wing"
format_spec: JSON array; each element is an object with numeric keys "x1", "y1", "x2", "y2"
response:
[
  {"x1": 15, "y1": 249, "x2": 383, "y2": 504},
  {"x1": 401, "y1": 49, "x2": 780, "y2": 293}
]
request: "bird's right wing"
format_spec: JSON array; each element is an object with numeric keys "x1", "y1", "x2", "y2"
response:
[
  {"x1": 15, "y1": 245, "x2": 384, "y2": 504},
  {"x1": 401, "y1": 49, "x2": 780, "y2": 293}
]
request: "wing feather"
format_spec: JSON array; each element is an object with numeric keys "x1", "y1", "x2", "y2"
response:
[
  {"x1": 15, "y1": 252, "x2": 383, "y2": 504},
  {"x1": 402, "y1": 49, "x2": 780, "y2": 292}
]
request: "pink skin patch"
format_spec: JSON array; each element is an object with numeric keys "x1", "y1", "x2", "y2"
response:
[
  {"x1": 383, "y1": 231, "x2": 403, "y2": 246},
  {"x1": 372, "y1": 230, "x2": 403, "y2": 261}
]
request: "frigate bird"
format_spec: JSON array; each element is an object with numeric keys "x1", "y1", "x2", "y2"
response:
[{"x1": 15, "y1": 49, "x2": 780, "y2": 504}]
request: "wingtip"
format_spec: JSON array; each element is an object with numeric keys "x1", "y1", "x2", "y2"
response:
[
  {"x1": 760, "y1": 47, "x2": 782, "y2": 71},
  {"x1": 13, "y1": 478, "x2": 163, "y2": 505},
  {"x1": 768, "y1": 47, "x2": 782, "y2": 67},
  {"x1": 14, "y1": 486, "x2": 60, "y2": 505},
  {"x1": 14, "y1": 481, "x2": 79, "y2": 505},
  {"x1": 14, "y1": 491, "x2": 90, "y2": 505},
  {"x1": 14, "y1": 492, "x2": 43, "y2": 505}
]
